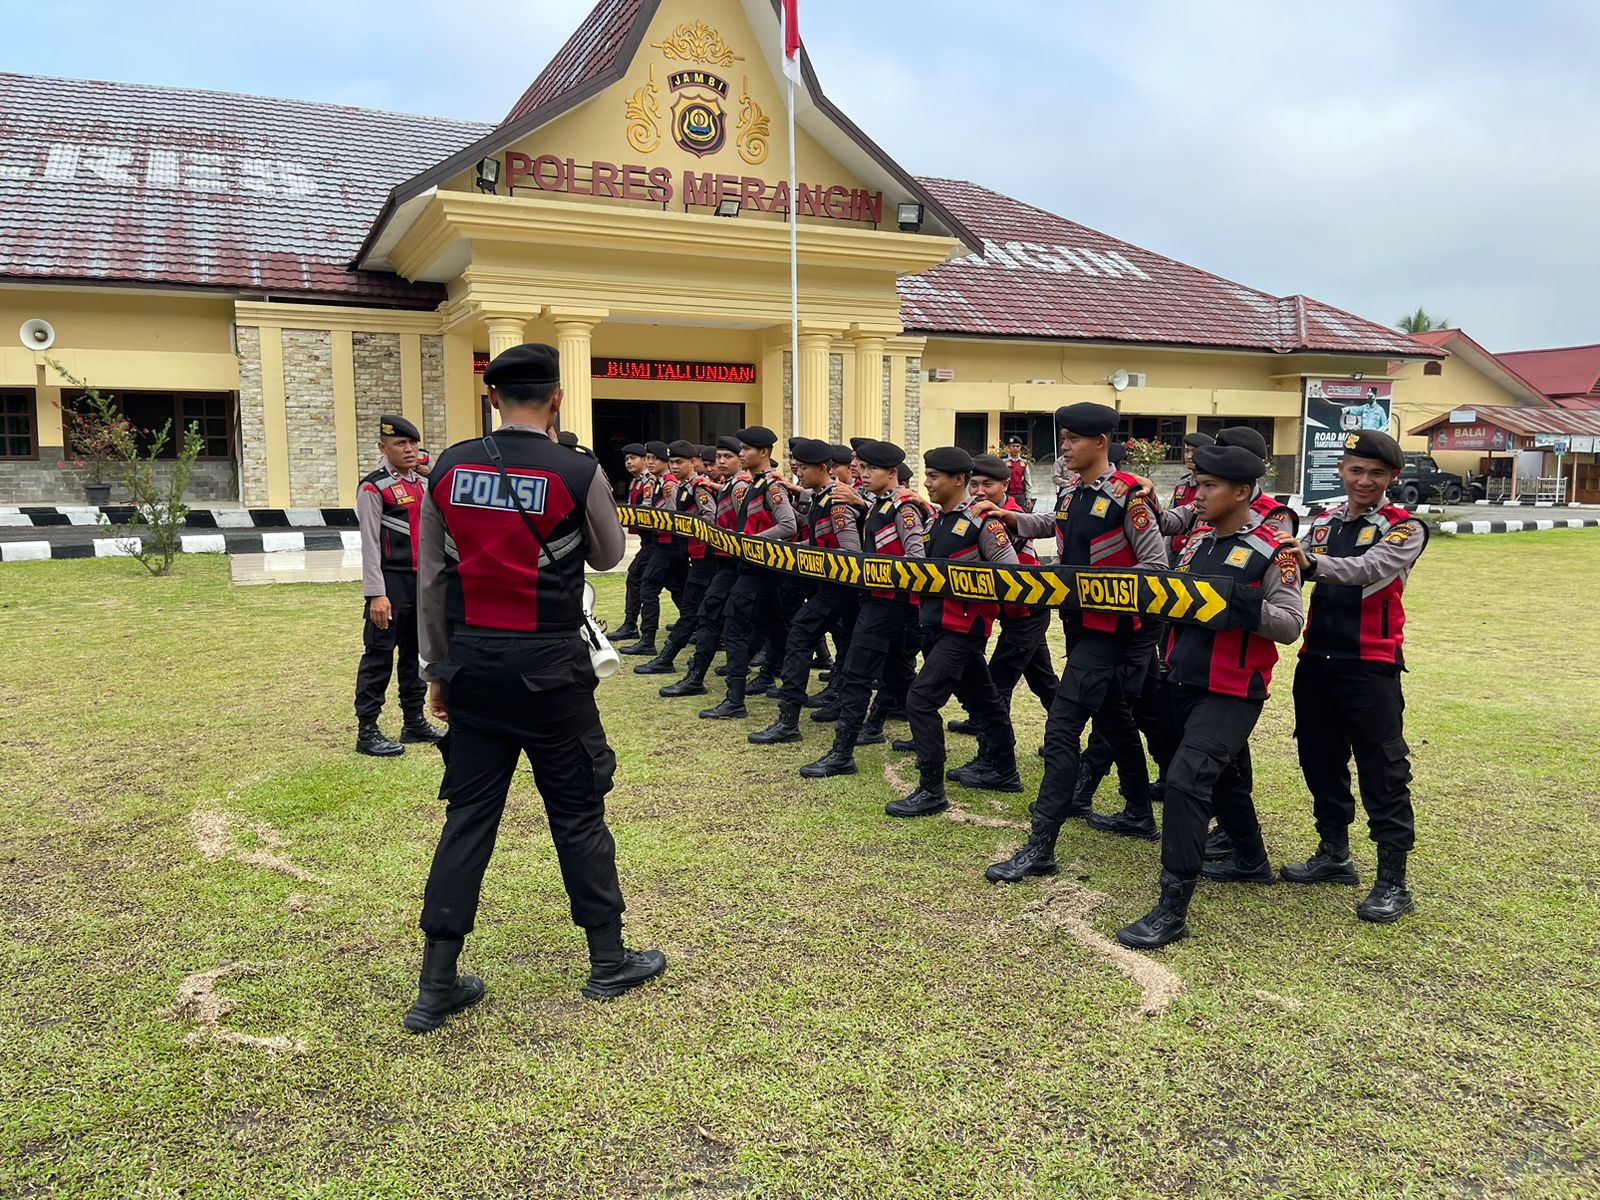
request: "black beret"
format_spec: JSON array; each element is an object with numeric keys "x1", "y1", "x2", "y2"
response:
[
  {"x1": 970, "y1": 454, "x2": 1009, "y2": 482},
  {"x1": 715, "y1": 435, "x2": 741, "y2": 454},
  {"x1": 378, "y1": 413, "x2": 420, "y2": 441},
  {"x1": 1107, "y1": 442, "x2": 1127, "y2": 465},
  {"x1": 855, "y1": 439, "x2": 906, "y2": 469},
  {"x1": 1216, "y1": 426, "x2": 1269, "y2": 460},
  {"x1": 644, "y1": 440, "x2": 670, "y2": 458},
  {"x1": 1055, "y1": 402, "x2": 1119, "y2": 436},
  {"x1": 849, "y1": 436, "x2": 872, "y2": 452},
  {"x1": 897, "y1": 464, "x2": 912, "y2": 484},
  {"x1": 924, "y1": 446, "x2": 974, "y2": 475},
  {"x1": 1004, "y1": 433, "x2": 1024, "y2": 445},
  {"x1": 482, "y1": 343, "x2": 559, "y2": 388},
  {"x1": 736, "y1": 425, "x2": 777, "y2": 450},
  {"x1": 830, "y1": 443, "x2": 854, "y2": 466},
  {"x1": 699, "y1": 445, "x2": 718, "y2": 462},
  {"x1": 621, "y1": 442, "x2": 647, "y2": 456},
  {"x1": 667, "y1": 439, "x2": 699, "y2": 458},
  {"x1": 556, "y1": 430, "x2": 579, "y2": 447},
  {"x1": 1183, "y1": 431, "x2": 1217, "y2": 449},
  {"x1": 1194, "y1": 443, "x2": 1267, "y2": 482},
  {"x1": 789, "y1": 437, "x2": 833, "y2": 466},
  {"x1": 1342, "y1": 429, "x2": 1404, "y2": 470}
]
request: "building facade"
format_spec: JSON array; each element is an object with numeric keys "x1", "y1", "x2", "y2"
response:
[{"x1": 0, "y1": 0, "x2": 1443, "y2": 508}]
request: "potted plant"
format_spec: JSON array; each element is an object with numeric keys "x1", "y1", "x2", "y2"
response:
[{"x1": 54, "y1": 386, "x2": 134, "y2": 506}]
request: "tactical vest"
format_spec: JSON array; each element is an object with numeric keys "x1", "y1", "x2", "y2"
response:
[
  {"x1": 1169, "y1": 474, "x2": 1198, "y2": 556},
  {"x1": 1001, "y1": 496, "x2": 1040, "y2": 619},
  {"x1": 1006, "y1": 456, "x2": 1030, "y2": 498},
  {"x1": 1303, "y1": 503, "x2": 1426, "y2": 664},
  {"x1": 1251, "y1": 490, "x2": 1299, "y2": 534},
  {"x1": 1057, "y1": 470, "x2": 1145, "y2": 633},
  {"x1": 736, "y1": 470, "x2": 786, "y2": 538},
  {"x1": 429, "y1": 430, "x2": 594, "y2": 634},
  {"x1": 920, "y1": 504, "x2": 1002, "y2": 635},
  {"x1": 676, "y1": 473, "x2": 715, "y2": 560},
  {"x1": 1166, "y1": 523, "x2": 1284, "y2": 699},
  {"x1": 360, "y1": 466, "x2": 425, "y2": 573},
  {"x1": 712, "y1": 472, "x2": 749, "y2": 558},
  {"x1": 649, "y1": 472, "x2": 677, "y2": 546},
  {"x1": 863, "y1": 494, "x2": 922, "y2": 601},
  {"x1": 807, "y1": 484, "x2": 851, "y2": 550}
]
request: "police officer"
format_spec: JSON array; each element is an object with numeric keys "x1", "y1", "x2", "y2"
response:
[
  {"x1": 699, "y1": 426, "x2": 797, "y2": 719},
  {"x1": 613, "y1": 442, "x2": 650, "y2": 643},
  {"x1": 660, "y1": 436, "x2": 749, "y2": 700},
  {"x1": 748, "y1": 437, "x2": 865, "y2": 745},
  {"x1": 404, "y1": 343, "x2": 665, "y2": 1033},
  {"x1": 634, "y1": 441, "x2": 720, "y2": 676},
  {"x1": 1115, "y1": 442, "x2": 1305, "y2": 948},
  {"x1": 1001, "y1": 435, "x2": 1033, "y2": 508},
  {"x1": 801, "y1": 439, "x2": 926, "y2": 778},
  {"x1": 1168, "y1": 431, "x2": 1216, "y2": 564},
  {"x1": 1275, "y1": 429, "x2": 1427, "y2": 923},
  {"x1": 620, "y1": 441, "x2": 683, "y2": 656},
  {"x1": 354, "y1": 414, "x2": 439, "y2": 756},
  {"x1": 890, "y1": 447, "x2": 1023, "y2": 817},
  {"x1": 979, "y1": 403, "x2": 1168, "y2": 882}
]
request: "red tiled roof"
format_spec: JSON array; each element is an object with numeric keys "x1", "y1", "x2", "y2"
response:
[
  {"x1": 501, "y1": 0, "x2": 645, "y2": 125},
  {"x1": 1407, "y1": 329, "x2": 1456, "y2": 347},
  {"x1": 1408, "y1": 405, "x2": 1600, "y2": 438},
  {"x1": 1494, "y1": 343, "x2": 1600, "y2": 399},
  {"x1": 1387, "y1": 329, "x2": 1550, "y2": 403},
  {"x1": 0, "y1": 72, "x2": 490, "y2": 305},
  {"x1": 899, "y1": 179, "x2": 1439, "y2": 358}
]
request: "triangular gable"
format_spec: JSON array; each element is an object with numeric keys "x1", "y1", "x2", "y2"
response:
[{"x1": 355, "y1": 0, "x2": 974, "y2": 272}]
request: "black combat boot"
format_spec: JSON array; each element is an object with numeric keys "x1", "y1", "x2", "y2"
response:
[
  {"x1": 810, "y1": 702, "x2": 841, "y2": 723},
  {"x1": 1116, "y1": 871, "x2": 1196, "y2": 950},
  {"x1": 985, "y1": 827, "x2": 1059, "y2": 883},
  {"x1": 1087, "y1": 799, "x2": 1159, "y2": 842},
  {"x1": 401, "y1": 936, "x2": 485, "y2": 1032},
  {"x1": 659, "y1": 666, "x2": 708, "y2": 698},
  {"x1": 802, "y1": 685, "x2": 834, "y2": 709},
  {"x1": 813, "y1": 646, "x2": 833, "y2": 670},
  {"x1": 698, "y1": 675, "x2": 748, "y2": 719},
  {"x1": 892, "y1": 737, "x2": 918, "y2": 753},
  {"x1": 610, "y1": 622, "x2": 640, "y2": 642},
  {"x1": 799, "y1": 732, "x2": 857, "y2": 778},
  {"x1": 581, "y1": 919, "x2": 668, "y2": 1001},
  {"x1": 1203, "y1": 826, "x2": 1235, "y2": 862},
  {"x1": 1201, "y1": 831, "x2": 1277, "y2": 884},
  {"x1": 886, "y1": 764, "x2": 949, "y2": 817},
  {"x1": 619, "y1": 637, "x2": 657, "y2": 656},
  {"x1": 1280, "y1": 838, "x2": 1360, "y2": 885},
  {"x1": 947, "y1": 744, "x2": 990, "y2": 783},
  {"x1": 1072, "y1": 760, "x2": 1107, "y2": 810},
  {"x1": 856, "y1": 695, "x2": 889, "y2": 745},
  {"x1": 749, "y1": 702, "x2": 802, "y2": 744},
  {"x1": 399, "y1": 712, "x2": 443, "y2": 744},
  {"x1": 1356, "y1": 847, "x2": 1415, "y2": 923},
  {"x1": 632, "y1": 650, "x2": 678, "y2": 675},
  {"x1": 357, "y1": 720, "x2": 404, "y2": 757},
  {"x1": 957, "y1": 740, "x2": 1024, "y2": 793},
  {"x1": 947, "y1": 717, "x2": 980, "y2": 736}
]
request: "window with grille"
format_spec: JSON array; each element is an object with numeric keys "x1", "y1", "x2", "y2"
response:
[
  {"x1": 0, "y1": 390, "x2": 36, "y2": 459},
  {"x1": 63, "y1": 390, "x2": 234, "y2": 460}
]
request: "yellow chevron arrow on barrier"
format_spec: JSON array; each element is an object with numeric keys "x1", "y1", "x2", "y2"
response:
[
  {"x1": 999, "y1": 570, "x2": 1022, "y2": 602},
  {"x1": 894, "y1": 561, "x2": 910, "y2": 590},
  {"x1": 1043, "y1": 574, "x2": 1071, "y2": 607},
  {"x1": 1194, "y1": 580, "x2": 1225, "y2": 624},
  {"x1": 846, "y1": 557, "x2": 861, "y2": 585},
  {"x1": 923, "y1": 561, "x2": 945, "y2": 591},
  {"x1": 1146, "y1": 574, "x2": 1168, "y2": 614},
  {"x1": 1168, "y1": 577, "x2": 1194, "y2": 620},
  {"x1": 1022, "y1": 573, "x2": 1046, "y2": 605}
]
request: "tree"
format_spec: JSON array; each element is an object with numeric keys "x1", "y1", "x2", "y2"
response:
[{"x1": 1396, "y1": 307, "x2": 1451, "y2": 334}]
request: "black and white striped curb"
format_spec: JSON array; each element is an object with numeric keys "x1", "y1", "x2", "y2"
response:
[
  {"x1": 1439, "y1": 517, "x2": 1600, "y2": 535},
  {"x1": 0, "y1": 528, "x2": 363, "y2": 562},
  {"x1": 0, "y1": 506, "x2": 358, "y2": 529},
  {"x1": 1411, "y1": 500, "x2": 1599, "y2": 513}
]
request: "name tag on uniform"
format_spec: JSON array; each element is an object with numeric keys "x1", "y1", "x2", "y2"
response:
[
  {"x1": 1225, "y1": 546, "x2": 1252, "y2": 568},
  {"x1": 953, "y1": 518, "x2": 971, "y2": 535},
  {"x1": 1091, "y1": 497, "x2": 1110, "y2": 518},
  {"x1": 1357, "y1": 526, "x2": 1376, "y2": 545}
]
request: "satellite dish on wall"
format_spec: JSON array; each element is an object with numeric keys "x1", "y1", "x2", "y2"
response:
[
  {"x1": 1109, "y1": 368, "x2": 1130, "y2": 392},
  {"x1": 19, "y1": 319, "x2": 56, "y2": 351}
]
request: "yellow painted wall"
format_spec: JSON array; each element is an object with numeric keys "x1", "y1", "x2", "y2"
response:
[{"x1": 444, "y1": 0, "x2": 871, "y2": 231}]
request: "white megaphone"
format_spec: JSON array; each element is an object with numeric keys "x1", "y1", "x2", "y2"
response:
[
  {"x1": 581, "y1": 578, "x2": 621, "y2": 678},
  {"x1": 20, "y1": 319, "x2": 56, "y2": 351}
]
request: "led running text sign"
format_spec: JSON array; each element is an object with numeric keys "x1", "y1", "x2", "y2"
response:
[{"x1": 592, "y1": 357, "x2": 756, "y2": 384}]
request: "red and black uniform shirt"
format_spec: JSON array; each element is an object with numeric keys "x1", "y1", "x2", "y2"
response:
[
  {"x1": 1005, "y1": 455, "x2": 1030, "y2": 500},
  {"x1": 359, "y1": 465, "x2": 425, "y2": 572},
  {"x1": 676, "y1": 472, "x2": 719, "y2": 560},
  {"x1": 1056, "y1": 470, "x2": 1159, "y2": 633},
  {"x1": 862, "y1": 492, "x2": 926, "y2": 601},
  {"x1": 920, "y1": 502, "x2": 1015, "y2": 636},
  {"x1": 1303, "y1": 502, "x2": 1426, "y2": 665},
  {"x1": 1168, "y1": 472, "x2": 1199, "y2": 557},
  {"x1": 428, "y1": 432, "x2": 596, "y2": 634},
  {"x1": 712, "y1": 471, "x2": 751, "y2": 557},
  {"x1": 1167, "y1": 520, "x2": 1297, "y2": 699}
]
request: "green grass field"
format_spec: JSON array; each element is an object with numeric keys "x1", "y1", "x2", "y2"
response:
[{"x1": 3, "y1": 531, "x2": 1598, "y2": 1199}]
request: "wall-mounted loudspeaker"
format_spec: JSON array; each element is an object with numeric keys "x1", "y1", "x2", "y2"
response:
[{"x1": 19, "y1": 318, "x2": 56, "y2": 351}]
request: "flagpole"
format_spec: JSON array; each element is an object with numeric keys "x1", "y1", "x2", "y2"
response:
[{"x1": 786, "y1": 26, "x2": 800, "y2": 440}]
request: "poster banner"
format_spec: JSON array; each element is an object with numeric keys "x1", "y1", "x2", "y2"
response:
[
  {"x1": 1300, "y1": 378, "x2": 1394, "y2": 502},
  {"x1": 1431, "y1": 423, "x2": 1511, "y2": 452}
]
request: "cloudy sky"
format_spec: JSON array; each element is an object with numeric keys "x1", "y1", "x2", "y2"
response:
[{"x1": 7, "y1": 0, "x2": 1597, "y2": 351}]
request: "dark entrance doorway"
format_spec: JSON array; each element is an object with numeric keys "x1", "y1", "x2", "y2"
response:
[
  {"x1": 592, "y1": 399, "x2": 746, "y2": 497},
  {"x1": 954, "y1": 412, "x2": 988, "y2": 456}
]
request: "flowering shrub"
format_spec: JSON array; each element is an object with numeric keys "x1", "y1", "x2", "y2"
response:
[
  {"x1": 1121, "y1": 437, "x2": 1172, "y2": 471},
  {"x1": 55, "y1": 395, "x2": 135, "y2": 485}
]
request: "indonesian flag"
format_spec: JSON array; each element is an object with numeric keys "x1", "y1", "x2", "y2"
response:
[{"x1": 781, "y1": 0, "x2": 802, "y2": 83}]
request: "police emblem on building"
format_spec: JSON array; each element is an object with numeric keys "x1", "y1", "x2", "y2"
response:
[{"x1": 669, "y1": 76, "x2": 728, "y2": 158}]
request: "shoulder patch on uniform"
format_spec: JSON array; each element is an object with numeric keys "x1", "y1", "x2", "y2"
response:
[
  {"x1": 986, "y1": 519, "x2": 1010, "y2": 548},
  {"x1": 1130, "y1": 503, "x2": 1151, "y2": 531},
  {"x1": 1385, "y1": 525, "x2": 1414, "y2": 544},
  {"x1": 900, "y1": 506, "x2": 920, "y2": 529}
]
